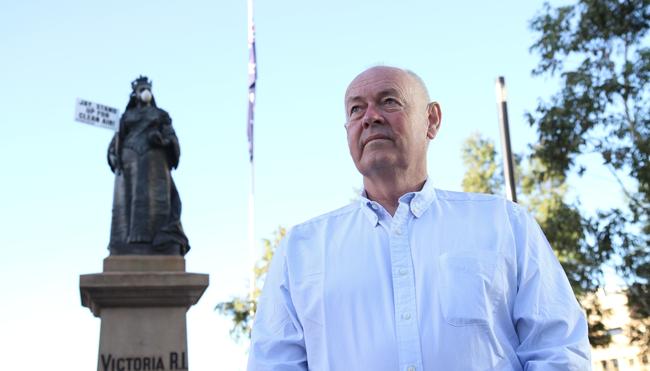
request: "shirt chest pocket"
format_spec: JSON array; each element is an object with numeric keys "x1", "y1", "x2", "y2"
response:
[{"x1": 437, "y1": 251, "x2": 504, "y2": 327}]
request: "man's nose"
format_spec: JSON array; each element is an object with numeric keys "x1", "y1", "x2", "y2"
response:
[{"x1": 362, "y1": 104, "x2": 383, "y2": 129}]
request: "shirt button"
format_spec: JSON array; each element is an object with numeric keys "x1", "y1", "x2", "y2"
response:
[
  {"x1": 399, "y1": 268, "x2": 408, "y2": 276},
  {"x1": 394, "y1": 228, "x2": 402, "y2": 235},
  {"x1": 371, "y1": 204, "x2": 378, "y2": 210},
  {"x1": 401, "y1": 313, "x2": 411, "y2": 320},
  {"x1": 407, "y1": 366, "x2": 416, "y2": 371}
]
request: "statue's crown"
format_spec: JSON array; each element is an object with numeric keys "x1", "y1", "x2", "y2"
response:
[{"x1": 131, "y1": 75, "x2": 152, "y2": 91}]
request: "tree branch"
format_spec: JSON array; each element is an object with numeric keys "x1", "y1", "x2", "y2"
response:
[
  {"x1": 605, "y1": 163, "x2": 646, "y2": 210},
  {"x1": 621, "y1": 40, "x2": 643, "y2": 145}
]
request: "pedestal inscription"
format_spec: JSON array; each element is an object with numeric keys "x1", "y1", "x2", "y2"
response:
[{"x1": 100, "y1": 351, "x2": 186, "y2": 371}]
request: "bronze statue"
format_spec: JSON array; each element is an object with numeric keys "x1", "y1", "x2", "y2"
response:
[{"x1": 107, "y1": 76, "x2": 189, "y2": 255}]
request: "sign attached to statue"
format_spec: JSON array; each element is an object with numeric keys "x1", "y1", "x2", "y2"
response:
[{"x1": 75, "y1": 98, "x2": 120, "y2": 131}]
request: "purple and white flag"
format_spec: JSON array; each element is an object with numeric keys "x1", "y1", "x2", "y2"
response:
[{"x1": 247, "y1": 0, "x2": 257, "y2": 163}]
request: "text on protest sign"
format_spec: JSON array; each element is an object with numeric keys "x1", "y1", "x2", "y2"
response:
[{"x1": 75, "y1": 98, "x2": 120, "y2": 131}]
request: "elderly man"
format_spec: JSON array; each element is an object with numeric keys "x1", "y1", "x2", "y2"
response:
[{"x1": 248, "y1": 66, "x2": 591, "y2": 370}]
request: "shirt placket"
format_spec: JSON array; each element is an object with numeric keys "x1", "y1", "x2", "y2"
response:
[{"x1": 390, "y1": 202, "x2": 423, "y2": 371}]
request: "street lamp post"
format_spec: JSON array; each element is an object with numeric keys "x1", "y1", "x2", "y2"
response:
[{"x1": 496, "y1": 76, "x2": 517, "y2": 203}]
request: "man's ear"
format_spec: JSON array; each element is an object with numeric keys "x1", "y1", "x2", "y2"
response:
[{"x1": 426, "y1": 101, "x2": 442, "y2": 139}]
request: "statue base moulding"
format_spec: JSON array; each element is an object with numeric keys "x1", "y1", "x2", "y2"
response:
[{"x1": 80, "y1": 256, "x2": 209, "y2": 371}]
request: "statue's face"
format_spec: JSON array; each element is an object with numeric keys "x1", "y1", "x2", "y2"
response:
[{"x1": 137, "y1": 86, "x2": 153, "y2": 103}]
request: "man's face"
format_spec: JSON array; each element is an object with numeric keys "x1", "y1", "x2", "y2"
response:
[{"x1": 344, "y1": 67, "x2": 439, "y2": 179}]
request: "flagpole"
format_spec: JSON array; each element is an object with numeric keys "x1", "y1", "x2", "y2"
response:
[
  {"x1": 247, "y1": 0, "x2": 257, "y2": 305},
  {"x1": 248, "y1": 159, "x2": 255, "y2": 300}
]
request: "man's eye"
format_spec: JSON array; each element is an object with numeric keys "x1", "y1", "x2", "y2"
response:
[
  {"x1": 350, "y1": 106, "x2": 361, "y2": 115},
  {"x1": 383, "y1": 97, "x2": 399, "y2": 105}
]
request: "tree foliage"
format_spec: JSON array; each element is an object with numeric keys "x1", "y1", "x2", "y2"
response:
[
  {"x1": 528, "y1": 0, "x2": 650, "y2": 351},
  {"x1": 216, "y1": 227, "x2": 286, "y2": 342},
  {"x1": 461, "y1": 133, "x2": 503, "y2": 194}
]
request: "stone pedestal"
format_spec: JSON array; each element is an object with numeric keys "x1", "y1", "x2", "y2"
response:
[{"x1": 80, "y1": 256, "x2": 209, "y2": 371}]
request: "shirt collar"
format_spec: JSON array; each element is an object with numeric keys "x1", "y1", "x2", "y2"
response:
[
  {"x1": 359, "y1": 195, "x2": 381, "y2": 226},
  {"x1": 359, "y1": 177, "x2": 437, "y2": 225},
  {"x1": 407, "y1": 177, "x2": 436, "y2": 218}
]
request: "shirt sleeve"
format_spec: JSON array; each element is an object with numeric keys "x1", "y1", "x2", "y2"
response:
[
  {"x1": 247, "y1": 232, "x2": 308, "y2": 371},
  {"x1": 511, "y1": 207, "x2": 592, "y2": 370}
]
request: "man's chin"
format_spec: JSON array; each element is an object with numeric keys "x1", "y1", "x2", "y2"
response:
[{"x1": 356, "y1": 156, "x2": 401, "y2": 177}]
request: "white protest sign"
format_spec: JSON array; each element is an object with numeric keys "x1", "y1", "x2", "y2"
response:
[{"x1": 75, "y1": 98, "x2": 120, "y2": 131}]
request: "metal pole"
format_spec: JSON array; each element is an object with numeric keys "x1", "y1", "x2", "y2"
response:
[{"x1": 496, "y1": 76, "x2": 517, "y2": 203}]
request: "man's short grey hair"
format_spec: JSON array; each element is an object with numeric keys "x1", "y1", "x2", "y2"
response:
[
  {"x1": 404, "y1": 69, "x2": 430, "y2": 103},
  {"x1": 354, "y1": 65, "x2": 431, "y2": 102}
]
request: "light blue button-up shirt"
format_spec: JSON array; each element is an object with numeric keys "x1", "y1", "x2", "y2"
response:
[{"x1": 248, "y1": 180, "x2": 591, "y2": 370}]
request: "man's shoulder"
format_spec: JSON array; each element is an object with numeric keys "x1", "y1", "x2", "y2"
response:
[
  {"x1": 433, "y1": 188, "x2": 528, "y2": 218},
  {"x1": 435, "y1": 188, "x2": 503, "y2": 202},
  {"x1": 279, "y1": 203, "x2": 360, "y2": 257},
  {"x1": 291, "y1": 202, "x2": 360, "y2": 232}
]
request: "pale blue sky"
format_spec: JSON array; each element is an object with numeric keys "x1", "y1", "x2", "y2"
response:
[{"x1": 0, "y1": 0, "x2": 622, "y2": 369}]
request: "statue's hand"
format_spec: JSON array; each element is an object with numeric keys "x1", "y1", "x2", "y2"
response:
[
  {"x1": 148, "y1": 131, "x2": 170, "y2": 146},
  {"x1": 108, "y1": 153, "x2": 122, "y2": 174}
]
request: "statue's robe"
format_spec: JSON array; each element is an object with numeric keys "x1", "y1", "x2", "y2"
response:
[{"x1": 107, "y1": 105, "x2": 189, "y2": 255}]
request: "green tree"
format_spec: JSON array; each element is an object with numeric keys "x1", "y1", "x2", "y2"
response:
[
  {"x1": 461, "y1": 132, "x2": 503, "y2": 194},
  {"x1": 528, "y1": 0, "x2": 650, "y2": 350},
  {"x1": 216, "y1": 227, "x2": 286, "y2": 342}
]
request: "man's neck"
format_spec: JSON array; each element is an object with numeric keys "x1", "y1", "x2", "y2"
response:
[{"x1": 363, "y1": 174, "x2": 427, "y2": 216}]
